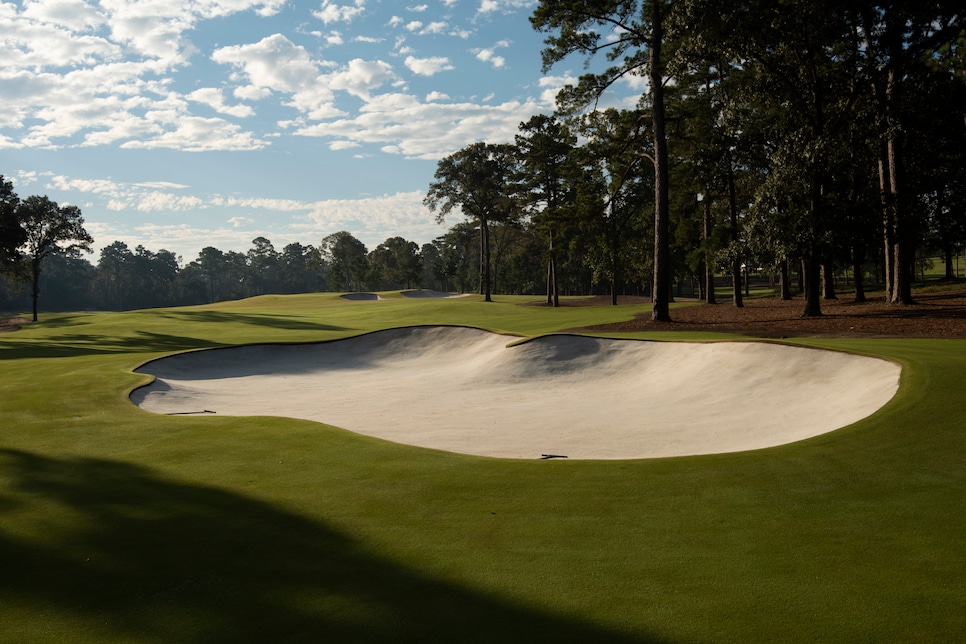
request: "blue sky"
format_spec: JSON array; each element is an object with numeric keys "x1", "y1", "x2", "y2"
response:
[{"x1": 1, "y1": 1, "x2": 638, "y2": 262}]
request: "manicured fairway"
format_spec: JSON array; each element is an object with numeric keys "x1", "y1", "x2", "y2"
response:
[{"x1": 2, "y1": 293, "x2": 964, "y2": 642}]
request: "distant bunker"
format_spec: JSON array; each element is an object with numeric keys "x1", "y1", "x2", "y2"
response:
[{"x1": 131, "y1": 326, "x2": 901, "y2": 460}]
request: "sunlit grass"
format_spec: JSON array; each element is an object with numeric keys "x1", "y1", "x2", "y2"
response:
[{"x1": 1, "y1": 292, "x2": 965, "y2": 642}]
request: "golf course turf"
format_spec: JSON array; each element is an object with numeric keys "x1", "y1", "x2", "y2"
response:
[{"x1": 2, "y1": 291, "x2": 964, "y2": 642}]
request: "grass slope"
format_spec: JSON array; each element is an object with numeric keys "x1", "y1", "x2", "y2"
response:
[{"x1": 1, "y1": 293, "x2": 964, "y2": 642}]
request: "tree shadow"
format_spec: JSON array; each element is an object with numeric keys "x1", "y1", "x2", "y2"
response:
[
  {"x1": 0, "y1": 449, "x2": 663, "y2": 643},
  {"x1": 156, "y1": 310, "x2": 349, "y2": 332},
  {"x1": 0, "y1": 331, "x2": 229, "y2": 360}
]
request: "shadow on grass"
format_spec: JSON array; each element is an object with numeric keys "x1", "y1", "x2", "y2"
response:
[
  {"x1": 0, "y1": 330, "x2": 229, "y2": 360},
  {"x1": 156, "y1": 310, "x2": 349, "y2": 332},
  {"x1": 0, "y1": 449, "x2": 661, "y2": 643}
]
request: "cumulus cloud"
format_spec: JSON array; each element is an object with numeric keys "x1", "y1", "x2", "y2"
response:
[
  {"x1": 295, "y1": 94, "x2": 547, "y2": 159},
  {"x1": 404, "y1": 55, "x2": 453, "y2": 76},
  {"x1": 475, "y1": 40, "x2": 510, "y2": 68},
  {"x1": 478, "y1": 0, "x2": 534, "y2": 14},
  {"x1": 329, "y1": 58, "x2": 396, "y2": 99},
  {"x1": 188, "y1": 88, "x2": 255, "y2": 118},
  {"x1": 0, "y1": 0, "x2": 286, "y2": 150},
  {"x1": 313, "y1": 0, "x2": 366, "y2": 25},
  {"x1": 212, "y1": 34, "x2": 343, "y2": 120},
  {"x1": 120, "y1": 116, "x2": 269, "y2": 152}
]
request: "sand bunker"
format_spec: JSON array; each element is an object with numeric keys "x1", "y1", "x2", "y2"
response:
[
  {"x1": 131, "y1": 326, "x2": 901, "y2": 460},
  {"x1": 340, "y1": 293, "x2": 382, "y2": 301}
]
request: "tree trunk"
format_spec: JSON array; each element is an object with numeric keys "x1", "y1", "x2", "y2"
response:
[
  {"x1": 888, "y1": 125, "x2": 915, "y2": 304},
  {"x1": 481, "y1": 219, "x2": 492, "y2": 302},
  {"x1": 852, "y1": 247, "x2": 866, "y2": 303},
  {"x1": 547, "y1": 230, "x2": 559, "y2": 307},
  {"x1": 879, "y1": 14, "x2": 914, "y2": 305},
  {"x1": 546, "y1": 260, "x2": 553, "y2": 304},
  {"x1": 779, "y1": 258, "x2": 792, "y2": 300},
  {"x1": 31, "y1": 257, "x2": 40, "y2": 322},
  {"x1": 650, "y1": 2, "x2": 671, "y2": 322},
  {"x1": 822, "y1": 261, "x2": 837, "y2": 299},
  {"x1": 803, "y1": 252, "x2": 822, "y2": 316},
  {"x1": 703, "y1": 194, "x2": 716, "y2": 304},
  {"x1": 727, "y1": 160, "x2": 743, "y2": 308},
  {"x1": 803, "y1": 183, "x2": 823, "y2": 317},
  {"x1": 878, "y1": 139, "x2": 896, "y2": 299}
]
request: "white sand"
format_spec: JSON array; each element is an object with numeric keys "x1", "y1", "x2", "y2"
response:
[{"x1": 131, "y1": 326, "x2": 901, "y2": 460}]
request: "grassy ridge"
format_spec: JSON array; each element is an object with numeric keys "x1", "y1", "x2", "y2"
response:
[{"x1": 1, "y1": 293, "x2": 964, "y2": 642}]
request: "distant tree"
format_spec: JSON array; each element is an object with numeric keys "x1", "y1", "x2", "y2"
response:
[
  {"x1": 278, "y1": 242, "x2": 322, "y2": 293},
  {"x1": 38, "y1": 250, "x2": 96, "y2": 312},
  {"x1": 0, "y1": 175, "x2": 25, "y2": 270},
  {"x1": 96, "y1": 241, "x2": 133, "y2": 310},
  {"x1": 432, "y1": 224, "x2": 480, "y2": 294},
  {"x1": 419, "y1": 242, "x2": 444, "y2": 291},
  {"x1": 17, "y1": 195, "x2": 93, "y2": 321},
  {"x1": 367, "y1": 236, "x2": 422, "y2": 290},
  {"x1": 320, "y1": 231, "x2": 368, "y2": 292},
  {"x1": 247, "y1": 237, "x2": 279, "y2": 295},
  {"x1": 196, "y1": 246, "x2": 225, "y2": 303},
  {"x1": 425, "y1": 141, "x2": 517, "y2": 302}
]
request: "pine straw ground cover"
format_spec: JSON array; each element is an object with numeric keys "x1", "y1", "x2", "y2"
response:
[{"x1": 571, "y1": 285, "x2": 966, "y2": 339}]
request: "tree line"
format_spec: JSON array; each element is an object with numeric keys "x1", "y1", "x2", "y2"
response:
[
  {"x1": 2, "y1": 1, "x2": 963, "y2": 319},
  {"x1": 0, "y1": 207, "x2": 479, "y2": 314}
]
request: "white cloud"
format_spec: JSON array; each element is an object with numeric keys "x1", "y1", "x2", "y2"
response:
[
  {"x1": 475, "y1": 40, "x2": 510, "y2": 68},
  {"x1": 313, "y1": 0, "x2": 366, "y2": 25},
  {"x1": 134, "y1": 181, "x2": 190, "y2": 190},
  {"x1": 120, "y1": 116, "x2": 269, "y2": 152},
  {"x1": 421, "y1": 21, "x2": 448, "y2": 35},
  {"x1": 329, "y1": 58, "x2": 396, "y2": 99},
  {"x1": 212, "y1": 34, "x2": 343, "y2": 121},
  {"x1": 477, "y1": 0, "x2": 535, "y2": 13},
  {"x1": 229, "y1": 216, "x2": 254, "y2": 227},
  {"x1": 0, "y1": 1, "x2": 288, "y2": 150},
  {"x1": 188, "y1": 87, "x2": 255, "y2": 118},
  {"x1": 134, "y1": 191, "x2": 206, "y2": 212},
  {"x1": 295, "y1": 94, "x2": 548, "y2": 159},
  {"x1": 329, "y1": 140, "x2": 360, "y2": 150},
  {"x1": 404, "y1": 56, "x2": 453, "y2": 76},
  {"x1": 407, "y1": 4, "x2": 429, "y2": 12},
  {"x1": 425, "y1": 91, "x2": 449, "y2": 102}
]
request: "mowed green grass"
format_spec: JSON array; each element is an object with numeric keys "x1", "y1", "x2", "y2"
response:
[{"x1": 2, "y1": 292, "x2": 965, "y2": 642}]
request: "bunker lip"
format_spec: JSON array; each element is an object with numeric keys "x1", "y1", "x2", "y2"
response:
[{"x1": 131, "y1": 326, "x2": 902, "y2": 460}]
